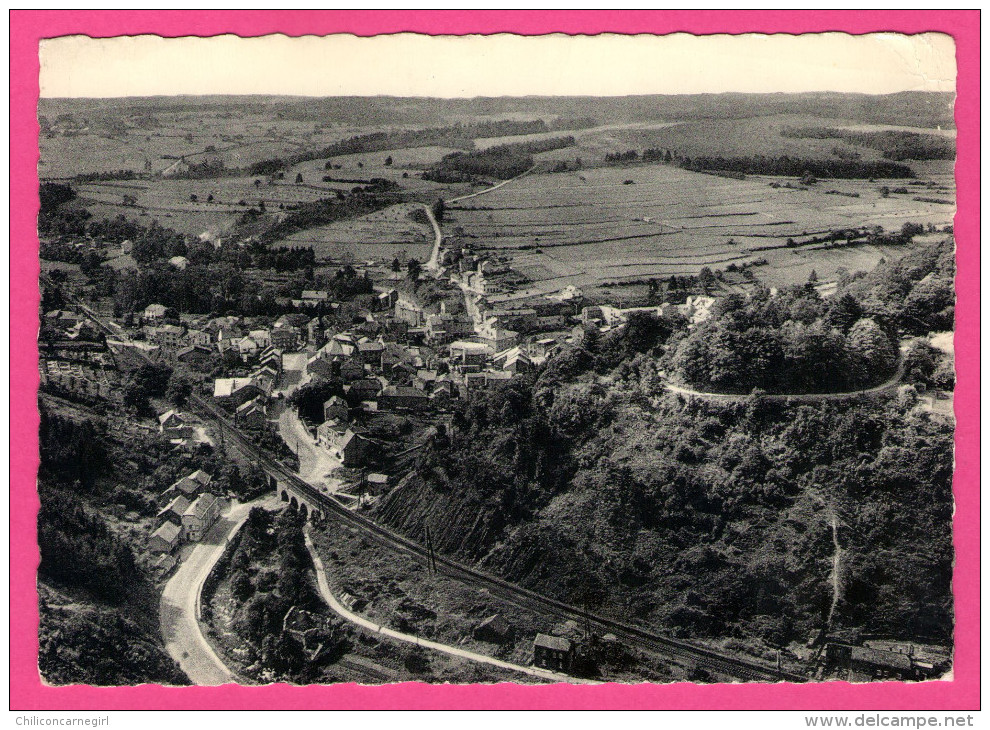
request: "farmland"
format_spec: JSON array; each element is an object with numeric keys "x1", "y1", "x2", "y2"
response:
[
  {"x1": 280, "y1": 202, "x2": 435, "y2": 261},
  {"x1": 446, "y1": 160, "x2": 955, "y2": 297},
  {"x1": 41, "y1": 93, "x2": 955, "y2": 284},
  {"x1": 73, "y1": 177, "x2": 342, "y2": 237}
]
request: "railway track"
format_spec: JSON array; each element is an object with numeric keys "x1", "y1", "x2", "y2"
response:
[
  {"x1": 47, "y1": 275, "x2": 808, "y2": 683},
  {"x1": 194, "y1": 395, "x2": 806, "y2": 684}
]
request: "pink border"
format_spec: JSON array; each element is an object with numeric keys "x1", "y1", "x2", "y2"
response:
[{"x1": 11, "y1": 10, "x2": 979, "y2": 710}]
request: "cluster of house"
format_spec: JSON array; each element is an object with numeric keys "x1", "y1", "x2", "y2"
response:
[
  {"x1": 212, "y1": 345, "x2": 281, "y2": 428},
  {"x1": 821, "y1": 641, "x2": 950, "y2": 682},
  {"x1": 148, "y1": 469, "x2": 222, "y2": 555},
  {"x1": 39, "y1": 308, "x2": 115, "y2": 401},
  {"x1": 578, "y1": 295, "x2": 716, "y2": 332},
  {"x1": 141, "y1": 302, "x2": 323, "y2": 363}
]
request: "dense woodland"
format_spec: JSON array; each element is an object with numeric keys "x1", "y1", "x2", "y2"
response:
[
  {"x1": 247, "y1": 119, "x2": 596, "y2": 177},
  {"x1": 781, "y1": 127, "x2": 956, "y2": 161},
  {"x1": 37, "y1": 409, "x2": 189, "y2": 685},
  {"x1": 377, "y1": 238, "x2": 955, "y2": 651},
  {"x1": 205, "y1": 507, "x2": 357, "y2": 682},
  {"x1": 668, "y1": 289, "x2": 900, "y2": 394},
  {"x1": 423, "y1": 136, "x2": 576, "y2": 182},
  {"x1": 681, "y1": 155, "x2": 914, "y2": 180}
]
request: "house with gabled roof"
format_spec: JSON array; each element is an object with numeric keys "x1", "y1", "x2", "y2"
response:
[
  {"x1": 149, "y1": 521, "x2": 182, "y2": 554},
  {"x1": 533, "y1": 634, "x2": 574, "y2": 671},
  {"x1": 334, "y1": 429, "x2": 372, "y2": 468},
  {"x1": 213, "y1": 377, "x2": 263, "y2": 409},
  {"x1": 161, "y1": 469, "x2": 213, "y2": 503},
  {"x1": 158, "y1": 410, "x2": 193, "y2": 440},
  {"x1": 182, "y1": 493, "x2": 221, "y2": 542},
  {"x1": 236, "y1": 397, "x2": 267, "y2": 429},
  {"x1": 156, "y1": 494, "x2": 191, "y2": 527},
  {"x1": 323, "y1": 395, "x2": 349, "y2": 423}
]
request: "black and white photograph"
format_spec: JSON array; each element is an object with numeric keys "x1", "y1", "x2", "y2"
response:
[{"x1": 35, "y1": 31, "x2": 957, "y2": 688}]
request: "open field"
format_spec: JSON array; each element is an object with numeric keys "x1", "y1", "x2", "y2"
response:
[
  {"x1": 74, "y1": 176, "x2": 355, "y2": 237},
  {"x1": 528, "y1": 114, "x2": 954, "y2": 167},
  {"x1": 282, "y1": 146, "x2": 462, "y2": 194},
  {"x1": 446, "y1": 162, "x2": 955, "y2": 292},
  {"x1": 281, "y1": 202, "x2": 435, "y2": 261}
]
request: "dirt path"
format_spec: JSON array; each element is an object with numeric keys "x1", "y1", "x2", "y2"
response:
[
  {"x1": 827, "y1": 513, "x2": 843, "y2": 629},
  {"x1": 302, "y1": 526, "x2": 595, "y2": 685},
  {"x1": 661, "y1": 360, "x2": 905, "y2": 403},
  {"x1": 422, "y1": 203, "x2": 444, "y2": 273},
  {"x1": 448, "y1": 167, "x2": 535, "y2": 204},
  {"x1": 160, "y1": 496, "x2": 277, "y2": 685}
]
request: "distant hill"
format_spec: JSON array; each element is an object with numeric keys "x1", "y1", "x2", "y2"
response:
[{"x1": 40, "y1": 91, "x2": 955, "y2": 130}]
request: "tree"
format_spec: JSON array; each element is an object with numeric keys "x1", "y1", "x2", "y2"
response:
[
  {"x1": 698, "y1": 267, "x2": 716, "y2": 293},
  {"x1": 431, "y1": 198, "x2": 446, "y2": 223},
  {"x1": 189, "y1": 194, "x2": 198, "y2": 203},
  {"x1": 230, "y1": 570, "x2": 255, "y2": 601},
  {"x1": 384, "y1": 156, "x2": 393, "y2": 166},
  {"x1": 295, "y1": 173, "x2": 303, "y2": 184},
  {"x1": 391, "y1": 257, "x2": 402, "y2": 272},
  {"x1": 290, "y1": 380, "x2": 345, "y2": 424},
  {"x1": 847, "y1": 318, "x2": 897, "y2": 383},
  {"x1": 131, "y1": 362, "x2": 173, "y2": 399},
  {"x1": 808, "y1": 269, "x2": 818, "y2": 283},
  {"x1": 167, "y1": 376, "x2": 193, "y2": 409},
  {"x1": 825, "y1": 293, "x2": 863, "y2": 333},
  {"x1": 406, "y1": 258, "x2": 422, "y2": 281}
]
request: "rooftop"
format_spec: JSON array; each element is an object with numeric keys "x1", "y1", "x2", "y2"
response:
[{"x1": 534, "y1": 634, "x2": 572, "y2": 653}]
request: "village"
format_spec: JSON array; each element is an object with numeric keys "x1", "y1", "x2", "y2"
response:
[{"x1": 39, "y1": 227, "x2": 738, "y2": 681}]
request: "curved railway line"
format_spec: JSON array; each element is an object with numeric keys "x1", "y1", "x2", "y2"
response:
[{"x1": 48, "y1": 274, "x2": 808, "y2": 684}]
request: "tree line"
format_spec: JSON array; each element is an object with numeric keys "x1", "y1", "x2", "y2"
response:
[
  {"x1": 781, "y1": 126, "x2": 955, "y2": 161},
  {"x1": 422, "y1": 136, "x2": 576, "y2": 182}
]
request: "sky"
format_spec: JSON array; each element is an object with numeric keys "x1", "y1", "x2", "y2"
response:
[{"x1": 39, "y1": 32, "x2": 956, "y2": 99}]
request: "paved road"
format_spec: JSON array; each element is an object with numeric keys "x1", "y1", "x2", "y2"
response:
[
  {"x1": 303, "y1": 527, "x2": 594, "y2": 685},
  {"x1": 277, "y1": 408, "x2": 343, "y2": 492},
  {"x1": 160, "y1": 497, "x2": 276, "y2": 685}
]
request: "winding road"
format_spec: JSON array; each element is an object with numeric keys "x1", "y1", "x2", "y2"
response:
[
  {"x1": 277, "y1": 407, "x2": 344, "y2": 494},
  {"x1": 660, "y1": 360, "x2": 905, "y2": 403},
  {"x1": 425, "y1": 167, "x2": 534, "y2": 275},
  {"x1": 159, "y1": 496, "x2": 277, "y2": 685},
  {"x1": 303, "y1": 527, "x2": 594, "y2": 684}
]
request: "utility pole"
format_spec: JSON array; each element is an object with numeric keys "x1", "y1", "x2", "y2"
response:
[{"x1": 424, "y1": 524, "x2": 438, "y2": 575}]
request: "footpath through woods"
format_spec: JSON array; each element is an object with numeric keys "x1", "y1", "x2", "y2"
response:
[
  {"x1": 660, "y1": 360, "x2": 905, "y2": 403},
  {"x1": 302, "y1": 526, "x2": 596, "y2": 685}
]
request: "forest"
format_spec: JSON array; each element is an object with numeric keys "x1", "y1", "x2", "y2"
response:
[
  {"x1": 423, "y1": 136, "x2": 576, "y2": 182},
  {"x1": 205, "y1": 507, "x2": 357, "y2": 682},
  {"x1": 681, "y1": 155, "x2": 914, "y2": 180},
  {"x1": 37, "y1": 409, "x2": 189, "y2": 685},
  {"x1": 667, "y1": 288, "x2": 900, "y2": 394},
  {"x1": 781, "y1": 126, "x2": 956, "y2": 161},
  {"x1": 375, "y1": 237, "x2": 955, "y2": 652}
]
